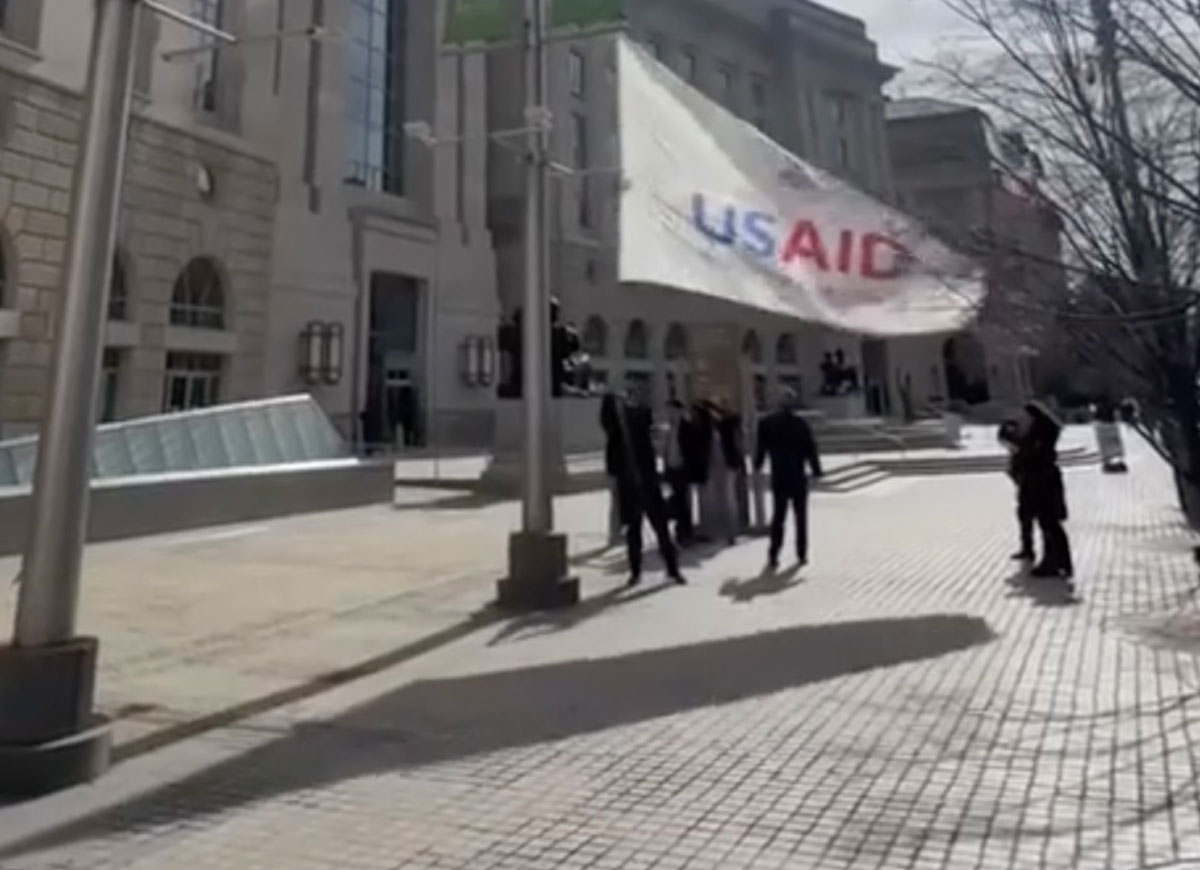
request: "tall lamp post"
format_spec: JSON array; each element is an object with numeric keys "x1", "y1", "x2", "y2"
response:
[
  {"x1": 0, "y1": 0, "x2": 141, "y2": 796},
  {"x1": 0, "y1": 0, "x2": 328, "y2": 796},
  {"x1": 495, "y1": 0, "x2": 580, "y2": 609}
]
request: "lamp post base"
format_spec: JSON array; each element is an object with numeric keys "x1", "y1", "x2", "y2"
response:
[
  {"x1": 497, "y1": 531, "x2": 580, "y2": 610},
  {"x1": 0, "y1": 638, "x2": 112, "y2": 797}
]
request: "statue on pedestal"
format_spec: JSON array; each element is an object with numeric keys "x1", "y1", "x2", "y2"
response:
[{"x1": 496, "y1": 299, "x2": 587, "y2": 399}]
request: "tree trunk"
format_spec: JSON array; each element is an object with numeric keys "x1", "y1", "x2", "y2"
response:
[{"x1": 1166, "y1": 369, "x2": 1200, "y2": 528}]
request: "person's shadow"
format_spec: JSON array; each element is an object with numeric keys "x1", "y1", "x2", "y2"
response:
[
  {"x1": 720, "y1": 564, "x2": 805, "y2": 603},
  {"x1": 1004, "y1": 569, "x2": 1081, "y2": 607}
]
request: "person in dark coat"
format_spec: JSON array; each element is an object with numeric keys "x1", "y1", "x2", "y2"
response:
[
  {"x1": 699, "y1": 399, "x2": 743, "y2": 545},
  {"x1": 663, "y1": 400, "x2": 694, "y2": 544},
  {"x1": 999, "y1": 419, "x2": 1035, "y2": 561},
  {"x1": 601, "y1": 390, "x2": 686, "y2": 587},
  {"x1": 680, "y1": 400, "x2": 713, "y2": 487},
  {"x1": 1018, "y1": 402, "x2": 1074, "y2": 579},
  {"x1": 754, "y1": 388, "x2": 822, "y2": 569}
]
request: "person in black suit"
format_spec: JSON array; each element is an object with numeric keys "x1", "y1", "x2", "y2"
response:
[
  {"x1": 1019, "y1": 402, "x2": 1073, "y2": 579},
  {"x1": 601, "y1": 389, "x2": 686, "y2": 587},
  {"x1": 998, "y1": 419, "x2": 1035, "y2": 561},
  {"x1": 754, "y1": 388, "x2": 822, "y2": 569},
  {"x1": 663, "y1": 400, "x2": 694, "y2": 544}
]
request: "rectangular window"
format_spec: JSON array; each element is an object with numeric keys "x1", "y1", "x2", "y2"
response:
[
  {"x1": 0, "y1": 0, "x2": 42, "y2": 50},
  {"x1": 162, "y1": 352, "x2": 223, "y2": 414},
  {"x1": 824, "y1": 91, "x2": 855, "y2": 171},
  {"x1": 569, "y1": 48, "x2": 585, "y2": 97},
  {"x1": 751, "y1": 75, "x2": 767, "y2": 107},
  {"x1": 647, "y1": 34, "x2": 665, "y2": 61},
  {"x1": 100, "y1": 349, "x2": 121, "y2": 423},
  {"x1": 192, "y1": 0, "x2": 223, "y2": 113},
  {"x1": 579, "y1": 179, "x2": 592, "y2": 228},
  {"x1": 573, "y1": 111, "x2": 590, "y2": 227},
  {"x1": 683, "y1": 48, "x2": 698, "y2": 84},
  {"x1": 718, "y1": 64, "x2": 736, "y2": 107},
  {"x1": 572, "y1": 111, "x2": 588, "y2": 170},
  {"x1": 346, "y1": 0, "x2": 408, "y2": 194},
  {"x1": 751, "y1": 74, "x2": 768, "y2": 129}
]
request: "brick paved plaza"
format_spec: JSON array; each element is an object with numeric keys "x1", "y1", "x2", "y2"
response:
[{"x1": 2, "y1": 431, "x2": 1200, "y2": 869}]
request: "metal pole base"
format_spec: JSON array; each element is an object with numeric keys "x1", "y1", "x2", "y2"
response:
[
  {"x1": 497, "y1": 531, "x2": 580, "y2": 610},
  {"x1": 0, "y1": 638, "x2": 112, "y2": 797}
]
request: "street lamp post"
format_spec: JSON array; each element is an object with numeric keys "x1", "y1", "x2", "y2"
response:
[
  {"x1": 495, "y1": 0, "x2": 579, "y2": 609},
  {"x1": 0, "y1": 0, "x2": 141, "y2": 796}
]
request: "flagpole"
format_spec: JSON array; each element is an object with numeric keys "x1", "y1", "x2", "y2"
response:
[
  {"x1": 0, "y1": 0, "x2": 142, "y2": 795},
  {"x1": 523, "y1": 0, "x2": 551, "y2": 534},
  {"x1": 496, "y1": 0, "x2": 579, "y2": 608}
]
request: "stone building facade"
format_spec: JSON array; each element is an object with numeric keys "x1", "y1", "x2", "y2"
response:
[
  {"x1": 0, "y1": 0, "x2": 965, "y2": 449},
  {"x1": 0, "y1": 0, "x2": 278, "y2": 437},
  {"x1": 886, "y1": 97, "x2": 1067, "y2": 411},
  {"x1": 487, "y1": 0, "x2": 950, "y2": 421},
  {"x1": 0, "y1": 0, "x2": 498, "y2": 446}
]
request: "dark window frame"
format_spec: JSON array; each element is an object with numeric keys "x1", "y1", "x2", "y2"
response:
[
  {"x1": 170, "y1": 257, "x2": 226, "y2": 331},
  {"x1": 345, "y1": 0, "x2": 409, "y2": 194}
]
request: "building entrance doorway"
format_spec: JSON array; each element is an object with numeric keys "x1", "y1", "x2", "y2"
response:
[
  {"x1": 364, "y1": 273, "x2": 423, "y2": 450},
  {"x1": 862, "y1": 339, "x2": 891, "y2": 417},
  {"x1": 943, "y1": 334, "x2": 990, "y2": 405}
]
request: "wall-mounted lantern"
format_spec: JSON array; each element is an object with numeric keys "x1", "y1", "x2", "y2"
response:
[
  {"x1": 299, "y1": 321, "x2": 344, "y2": 387},
  {"x1": 300, "y1": 321, "x2": 323, "y2": 386},
  {"x1": 322, "y1": 322, "x2": 344, "y2": 385},
  {"x1": 458, "y1": 335, "x2": 496, "y2": 388}
]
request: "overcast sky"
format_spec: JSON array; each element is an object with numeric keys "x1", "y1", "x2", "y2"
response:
[{"x1": 820, "y1": 0, "x2": 975, "y2": 93}]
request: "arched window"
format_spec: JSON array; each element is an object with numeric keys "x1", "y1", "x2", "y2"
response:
[
  {"x1": 582, "y1": 315, "x2": 608, "y2": 358},
  {"x1": 170, "y1": 257, "x2": 225, "y2": 330},
  {"x1": 625, "y1": 318, "x2": 649, "y2": 360},
  {"x1": 108, "y1": 252, "x2": 128, "y2": 321},
  {"x1": 742, "y1": 329, "x2": 762, "y2": 364},
  {"x1": 664, "y1": 322, "x2": 689, "y2": 361},
  {"x1": 776, "y1": 333, "x2": 797, "y2": 366}
]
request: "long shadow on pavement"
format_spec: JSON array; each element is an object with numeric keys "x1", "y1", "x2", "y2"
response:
[
  {"x1": 1004, "y1": 570, "x2": 1081, "y2": 608},
  {"x1": 488, "y1": 580, "x2": 677, "y2": 645},
  {"x1": 720, "y1": 565, "x2": 805, "y2": 603},
  {"x1": 1, "y1": 614, "x2": 994, "y2": 859},
  {"x1": 107, "y1": 606, "x2": 505, "y2": 764}
]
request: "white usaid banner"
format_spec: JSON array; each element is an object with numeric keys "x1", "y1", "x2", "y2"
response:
[{"x1": 617, "y1": 37, "x2": 985, "y2": 336}]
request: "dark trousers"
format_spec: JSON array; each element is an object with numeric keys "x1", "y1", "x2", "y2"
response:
[
  {"x1": 769, "y1": 483, "x2": 809, "y2": 562},
  {"x1": 1018, "y1": 507, "x2": 1035, "y2": 555},
  {"x1": 622, "y1": 481, "x2": 679, "y2": 578},
  {"x1": 665, "y1": 467, "x2": 693, "y2": 541},
  {"x1": 1036, "y1": 514, "x2": 1074, "y2": 576}
]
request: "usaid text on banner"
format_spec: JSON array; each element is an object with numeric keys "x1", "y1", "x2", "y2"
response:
[
  {"x1": 692, "y1": 193, "x2": 918, "y2": 282},
  {"x1": 445, "y1": 0, "x2": 623, "y2": 43}
]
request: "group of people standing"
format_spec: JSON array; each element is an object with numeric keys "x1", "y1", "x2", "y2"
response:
[
  {"x1": 604, "y1": 387, "x2": 1072, "y2": 588},
  {"x1": 602, "y1": 386, "x2": 822, "y2": 585},
  {"x1": 999, "y1": 402, "x2": 1074, "y2": 579},
  {"x1": 602, "y1": 389, "x2": 745, "y2": 586},
  {"x1": 819, "y1": 349, "x2": 860, "y2": 396}
]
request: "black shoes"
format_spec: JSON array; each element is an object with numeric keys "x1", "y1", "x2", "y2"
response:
[
  {"x1": 630, "y1": 571, "x2": 686, "y2": 586},
  {"x1": 1031, "y1": 564, "x2": 1072, "y2": 580},
  {"x1": 1012, "y1": 551, "x2": 1035, "y2": 561}
]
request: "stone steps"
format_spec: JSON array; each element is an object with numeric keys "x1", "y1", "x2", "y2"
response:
[
  {"x1": 813, "y1": 446, "x2": 1101, "y2": 495},
  {"x1": 815, "y1": 463, "x2": 892, "y2": 494},
  {"x1": 819, "y1": 430, "x2": 952, "y2": 455}
]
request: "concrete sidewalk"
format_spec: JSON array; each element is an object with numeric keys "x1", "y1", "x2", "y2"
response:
[{"x1": 2, "y1": 433, "x2": 1200, "y2": 869}]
